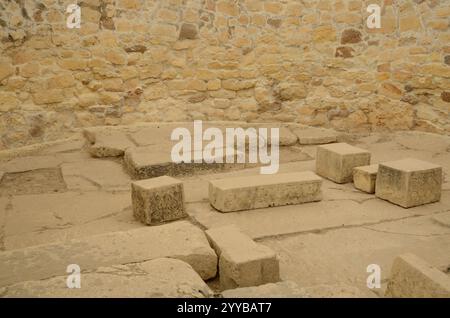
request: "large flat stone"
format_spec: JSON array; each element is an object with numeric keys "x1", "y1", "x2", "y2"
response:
[
  {"x1": 1, "y1": 258, "x2": 213, "y2": 298},
  {"x1": 385, "y1": 253, "x2": 450, "y2": 298},
  {"x1": 292, "y1": 127, "x2": 337, "y2": 145},
  {"x1": 206, "y1": 225, "x2": 279, "y2": 290},
  {"x1": 0, "y1": 155, "x2": 62, "y2": 173},
  {"x1": 376, "y1": 158, "x2": 442, "y2": 208},
  {"x1": 221, "y1": 281, "x2": 307, "y2": 298},
  {"x1": 84, "y1": 129, "x2": 135, "y2": 158},
  {"x1": 209, "y1": 171, "x2": 323, "y2": 212},
  {"x1": 125, "y1": 145, "x2": 244, "y2": 179},
  {"x1": 0, "y1": 221, "x2": 217, "y2": 286},
  {"x1": 316, "y1": 143, "x2": 371, "y2": 184},
  {"x1": 131, "y1": 176, "x2": 186, "y2": 225}
]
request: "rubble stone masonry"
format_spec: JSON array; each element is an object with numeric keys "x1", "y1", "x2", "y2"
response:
[{"x1": 0, "y1": 0, "x2": 449, "y2": 149}]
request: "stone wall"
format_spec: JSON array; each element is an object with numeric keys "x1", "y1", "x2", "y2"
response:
[{"x1": 0, "y1": 0, "x2": 449, "y2": 149}]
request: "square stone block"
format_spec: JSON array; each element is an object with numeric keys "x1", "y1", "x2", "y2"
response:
[
  {"x1": 353, "y1": 164, "x2": 378, "y2": 194},
  {"x1": 131, "y1": 176, "x2": 186, "y2": 225},
  {"x1": 375, "y1": 158, "x2": 442, "y2": 208},
  {"x1": 205, "y1": 225, "x2": 280, "y2": 290},
  {"x1": 316, "y1": 143, "x2": 371, "y2": 183}
]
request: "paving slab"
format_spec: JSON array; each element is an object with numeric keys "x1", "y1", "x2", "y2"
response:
[
  {"x1": 1, "y1": 258, "x2": 213, "y2": 298},
  {"x1": 84, "y1": 129, "x2": 135, "y2": 158},
  {"x1": 385, "y1": 253, "x2": 450, "y2": 298},
  {"x1": 209, "y1": 172, "x2": 322, "y2": 212},
  {"x1": 433, "y1": 212, "x2": 450, "y2": 227},
  {"x1": 0, "y1": 221, "x2": 217, "y2": 287},
  {"x1": 221, "y1": 281, "x2": 307, "y2": 298},
  {"x1": 61, "y1": 159, "x2": 131, "y2": 190},
  {"x1": 0, "y1": 155, "x2": 62, "y2": 173},
  {"x1": 206, "y1": 225, "x2": 279, "y2": 290}
]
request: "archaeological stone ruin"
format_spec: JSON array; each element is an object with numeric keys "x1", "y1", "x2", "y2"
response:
[{"x1": 0, "y1": 0, "x2": 450, "y2": 300}]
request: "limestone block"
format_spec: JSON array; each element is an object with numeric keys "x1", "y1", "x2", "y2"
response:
[
  {"x1": 316, "y1": 143, "x2": 371, "y2": 183},
  {"x1": 209, "y1": 171, "x2": 323, "y2": 213},
  {"x1": 353, "y1": 164, "x2": 378, "y2": 194},
  {"x1": 385, "y1": 253, "x2": 450, "y2": 298},
  {"x1": 84, "y1": 129, "x2": 134, "y2": 158},
  {"x1": 1, "y1": 258, "x2": 213, "y2": 298},
  {"x1": 222, "y1": 281, "x2": 308, "y2": 298},
  {"x1": 0, "y1": 221, "x2": 217, "y2": 286},
  {"x1": 205, "y1": 225, "x2": 280, "y2": 290},
  {"x1": 375, "y1": 158, "x2": 442, "y2": 208},
  {"x1": 131, "y1": 176, "x2": 186, "y2": 225},
  {"x1": 292, "y1": 127, "x2": 337, "y2": 145}
]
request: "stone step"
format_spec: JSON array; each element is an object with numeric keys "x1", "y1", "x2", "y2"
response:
[
  {"x1": 385, "y1": 253, "x2": 450, "y2": 297},
  {"x1": 0, "y1": 258, "x2": 213, "y2": 298},
  {"x1": 205, "y1": 225, "x2": 280, "y2": 290},
  {"x1": 291, "y1": 127, "x2": 337, "y2": 145},
  {"x1": 84, "y1": 128, "x2": 135, "y2": 158},
  {"x1": 0, "y1": 221, "x2": 217, "y2": 287},
  {"x1": 208, "y1": 171, "x2": 323, "y2": 212},
  {"x1": 353, "y1": 164, "x2": 379, "y2": 194},
  {"x1": 124, "y1": 145, "x2": 244, "y2": 179}
]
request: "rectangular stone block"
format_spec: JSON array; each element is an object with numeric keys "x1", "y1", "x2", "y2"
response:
[
  {"x1": 316, "y1": 143, "x2": 371, "y2": 183},
  {"x1": 385, "y1": 253, "x2": 450, "y2": 298},
  {"x1": 375, "y1": 158, "x2": 442, "y2": 208},
  {"x1": 131, "y1": 176, "x2": 186, "y2": 225},
  {"x1": 353, "y1": 164, "x2": 378, "y2": 193},
  {"x1": 221, "y1": 281, "x2": 307, "y2": 298},
  {"x1": 208, "y1": 171, "x2": 323, "y2": 213},
  {"x1": 0, "y1": 221, "x2": 217, "y2": 286},
  {"x1": 205, "y1": 225, "x2": 280, "y2": 290}
]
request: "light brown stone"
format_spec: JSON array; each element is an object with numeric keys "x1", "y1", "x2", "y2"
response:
[
  {"x1": 209, "y1": 171, "x2": 323, "y2": 213},
  {"x1": 131, "y1": 176, "x2": 186, "y2": 225},
  {"x1": 316, "y1": 143, "x2": 371, "y2": 184},
  {"x1": 375, "y1": 158, "x2": 442, "y2": 208},
  {"x1": 222, "y1": 281, "x2": 307, "y2": 298},
  {"x1": 353, "y1": 164, "x2": 378, "y2": 194},
  {"x1": 205, "y1": 225, "x2": 280, "y2": 290}
]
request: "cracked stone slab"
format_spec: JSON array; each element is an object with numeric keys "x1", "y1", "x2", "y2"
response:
[
  {"x1": 0, "y1": 155, "x2": 62, "y2": 173},
  {"x1": 187, "y1": 191, "x2": 450, "y2": 240},
  {"x1": 0, "y1": 221, "x2": 217, "y2": 287},
  {"x1": 1, "y1": 258, "x2": 213, "y2": 298},
  {"x1": 222, "y1": 281, "x2": 307, "y2": 298},
  {"x1": 84, "y1": 129, "x2": 135, "y2": 158},
  {"x1": 432, "y1": 212, "x2": 450, "y2": 228},
  {"x1": 5, "y1": 191, "x2": 131, "y2": 241},
  {"x1": 61, "y1": 159, "x2": 131, "y2": 190}
]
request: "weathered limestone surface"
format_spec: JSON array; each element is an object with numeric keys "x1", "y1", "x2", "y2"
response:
[
  {"x1": 205, "y1": 225, "x2": 280, "y2": 290},
  {"x1": 0, "y1": 221, "x2": 217, "y2": 286},
  {"x1": 385, "y1": 253, "x2": 450, "y2": 298},
  {"x1": 209, "y1": 171, "x2": 323, "y2": 212},
  {"x1": 375, "y1": 158, "x2": 442, "y2": 208},
  {"x1": 293, "y1": 127, "x2": 338, "y2": 145},
  {"x1": 0, "y1": 155, "x2": 62, "y2": 173},
  {"x1": 131, "y1": 176, "x2": 186, "y2": 225},
  {"x1": 1, "y1": 258, "x2": 213, "y2": 298},
  {"x1": 221, "y1": 281, "x2": 307, "y2": 298},
  {"x1": 125, "y1": 145, "x2": 244, "y2": 179},
  {"x1": 316, "y1": 143, "x2": 371, "y2": 183},
  {"x1": 353, "y1": 164, "x2": 378, "y2": 194},
  {"x1": 84, "y1": 129, "x2": 135, "y2": 158}
]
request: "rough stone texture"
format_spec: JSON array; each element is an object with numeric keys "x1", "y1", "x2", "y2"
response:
[
  {"x1": 209, "y1": 171, "x2": 323, "y2": 213},
  {"x1": 125, "y1": 145, "x2": 244, "y2": 179},
  {"x1": 131, "y1": 176, "x2": 186, "y2": 225},
  {"x1": 84, "y1": 129, "x2": 135, "y2": 158},
  {"x1": 375, "y1": 158, "x2": 442, "y2": 208},
  {"x1": 353, "y1": 164, "x2": 378, "y2": 194},
  {"x1": 385, "y1": 253, "x2": 450, "y2": 298},
  {"x1": 0, "y1": 221, "x2": 217, "y2": 286},
  {"x1": 1, "y1": 258, "x2": 213, "y2": 298},
  {"x1": 316, "y1": 143, "x2": 371, "y2": 184},
  {"x1": 1, "y1": 2, "x2": 450, "y2": 150},
  {"x1": 292, "y1": 127, "x2": 338, "y2": 145},
  {"x1": 221, "y1": 281, "x2": 307, "y2": 298},
  {"x1": 205, "y1": 225, "x2": 280, "y2": 290}
]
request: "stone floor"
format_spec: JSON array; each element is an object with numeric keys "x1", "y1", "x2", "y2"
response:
[{"x1": 0, "y1": 123, "x2": 449, "y2": 297}]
